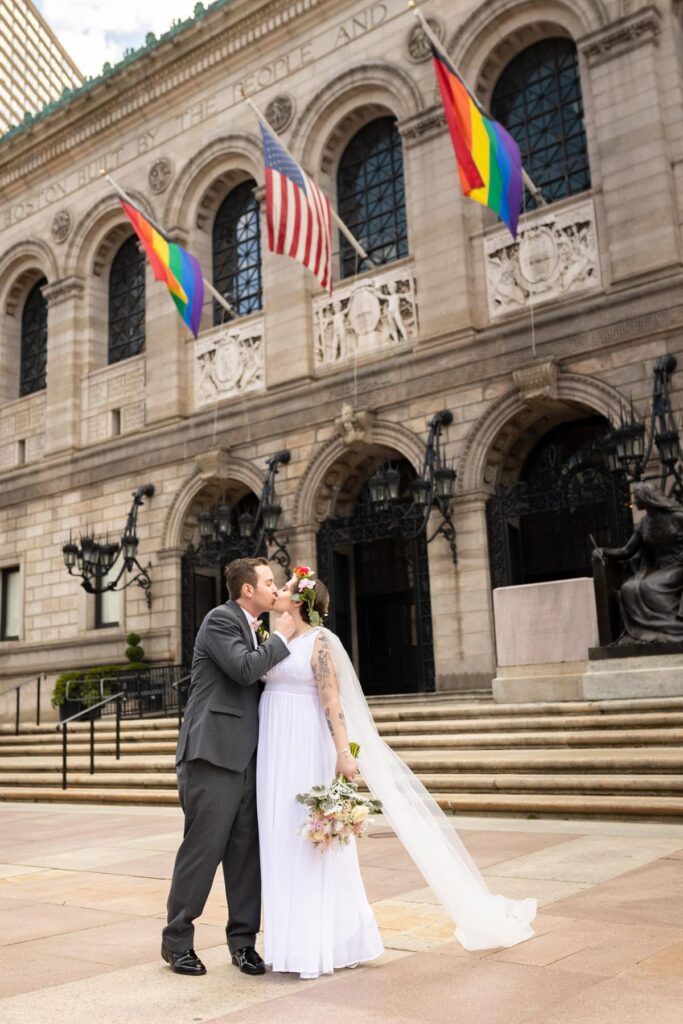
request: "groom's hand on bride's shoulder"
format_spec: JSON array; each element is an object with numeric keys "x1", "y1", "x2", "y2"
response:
[{"x1": 275, "y1": 611, "x2": 296, "y2": 640}]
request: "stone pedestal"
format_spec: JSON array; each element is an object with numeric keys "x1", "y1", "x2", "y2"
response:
[
  {"x1": 581, "y1": 651, "x2": 683, "y2": 700},
  {"x1": 492, "y1": 578, "x2": 599, "y2": 703}
]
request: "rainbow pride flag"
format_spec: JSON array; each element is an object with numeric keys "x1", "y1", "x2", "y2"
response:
[
  {"x1": 432, "y1": 46, "x2": 523, "y2": 239},
  {"x1": 121, "y1": 201, "x2": 204, "y2": 337}
]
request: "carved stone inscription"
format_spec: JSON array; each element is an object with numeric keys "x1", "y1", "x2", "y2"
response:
[
  {"x1": 313, "y1": 266, "x2": 417, "y2": 369},
  {"x1": 484, "y1": 197, "x2": 601, "y2": 318},
  {"x1": 195, "y1": 320, "x2": 265, "y2": 408}
]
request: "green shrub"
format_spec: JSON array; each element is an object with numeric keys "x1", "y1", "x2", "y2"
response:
[
  {"x1": 125, "y1": 632, "x2": 145, "y2": 663},
  {"x1": 51, "y1": 663, "x2": 147, "y2": 707}
]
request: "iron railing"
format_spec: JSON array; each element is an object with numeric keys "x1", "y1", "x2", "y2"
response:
[
  {"x1": 5, "y1": 673, "x2": 46, "y2": 735},
  {"x1": 70, "y1": 666, "x2": 191, "y2": 720},
  {"x1": 56, "y1": 692, "x2": 126, "y2": 790}
]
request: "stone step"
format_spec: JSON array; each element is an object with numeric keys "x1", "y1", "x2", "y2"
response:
[
  {"x1": 7, "y1": 695, "x2": 683, "y2": 737},
  {"x1": 4, "y1": 726, "x2": 683, "y2": 758},
  {"x1": 6, "y1": 710, "x2": 683, "y2": 746},
  {"x1": 1, "y1": 786, "x2": 682, "y2": 819},
  {"x1": 2, "y1": 771, "x2": 683, "y2": 796}
]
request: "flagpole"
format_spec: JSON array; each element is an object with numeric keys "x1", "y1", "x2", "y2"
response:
[
  {"x1": 240, "y1": 89, "x2": 375, "y2": 267},
  {"x1": 407, "y1": 1, "x2": 546, "y2": 206},
  {"x1": 100, "y1": 170, "x2": 236, "y2": 317}
]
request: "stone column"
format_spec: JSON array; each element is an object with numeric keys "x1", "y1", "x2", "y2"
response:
[
  {"x1": 143, "y1": 252, "x2": 191, "y2": 425},
  {"x1": 399, "y1": 109, "x2": 476, "y2": 340},
  {"x1": 42, "y1": 275, "x2": 85, "y2": 455},
  {"x1": 579, "y1": 7, "x2": 681, "y2": 281},
  {"x1": 429, "y1": 490, "x2": 496, "y2": 691}
]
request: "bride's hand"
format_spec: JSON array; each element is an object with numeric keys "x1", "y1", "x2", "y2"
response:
[{"x1": 336, "y1": 750, "x2": 358, "y2": 782}]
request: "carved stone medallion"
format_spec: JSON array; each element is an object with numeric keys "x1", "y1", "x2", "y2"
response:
[
  {"x1": 148, "y1": 157, "x2": 173, "y2": 194},
  {"x1": 405, "y1": 17, "x2": 444, "y2": 63},
  {"x1": 51, "y1": 209, "x2": 72, "y2": 244},
  {"x1": 265, "y1": 95, "x2": 295, "y2": 134}
]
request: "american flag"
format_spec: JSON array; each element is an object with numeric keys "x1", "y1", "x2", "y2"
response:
[{"x1": 259, "y1": 122, "x2": 332, "y2": 292}]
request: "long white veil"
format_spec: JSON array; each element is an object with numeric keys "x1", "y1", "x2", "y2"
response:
[{"x1": 323, "y1": 628, "x2": 536, "y2": 951}]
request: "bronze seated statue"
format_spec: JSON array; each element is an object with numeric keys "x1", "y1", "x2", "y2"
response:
[{"x1": 595, "y1": 483, "x2": 683, "y2": 645}]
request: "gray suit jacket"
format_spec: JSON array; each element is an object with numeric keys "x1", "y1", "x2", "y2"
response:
[{"x1": 176, "y1": 600, "x2": 289, "y2": 772}]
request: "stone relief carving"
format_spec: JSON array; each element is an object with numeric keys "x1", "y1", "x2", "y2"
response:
[
  {"x1": 82, "y1": 358, "x2": 146, "y2": 445},
  {"x1": 513, "y1": 360, "x2": 559, "y2": 405},
  {"x1": 313, "y1": 267, "x2": 417, "y2": 369},
  {"x1": 0, "y1": 393, "x2": 46, "y2": 471},
  {"x1": 265, "y1": 94, "x2": 295, "y2": 134},
  {"x1": 484, "y1": 198, "x2": 601, "y2": 319},
  {"x1": 51, "y1": 209, "x2": 72, "y2": 244},
  {"x1": 405, "y1": 16, "x2": 444, "y2": 62},
  {"x1": 148, "y1": 157, "x2": 173, "y2": 194},
  {"x1": 580, "y1": 6, "x2": 660, "y2": 65},
  {"x1": 399, "y1": 106, "x2": 447, "y2": 147},
  {"x1": 335, "y1": 404, "x2": 374, "y2": 446},
  {"x1": 195, "y1": 320, "x2": 265, "y2": 407}
]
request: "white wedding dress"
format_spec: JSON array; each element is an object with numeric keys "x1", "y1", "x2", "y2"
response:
[{"x1": 257, "y1": 627, "x2": 384, "y2": 979}]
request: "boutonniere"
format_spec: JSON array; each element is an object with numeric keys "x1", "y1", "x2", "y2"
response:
[{"x1": 256, "y1": 622, "x2": 270, "y2": 641}]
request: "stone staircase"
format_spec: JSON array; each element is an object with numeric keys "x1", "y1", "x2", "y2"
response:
[{"x1": 3, "y1": 693, "x2": 683, "y2": 819}]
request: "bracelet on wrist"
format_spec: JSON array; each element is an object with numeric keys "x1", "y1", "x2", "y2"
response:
[{"x1": 336, "y1": 746, "x2": 350, "y2": 756}]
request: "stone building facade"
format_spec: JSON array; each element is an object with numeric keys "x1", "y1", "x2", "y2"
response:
[{"x1": 2, "y1": 0, "x2": 683, "y2": 699}]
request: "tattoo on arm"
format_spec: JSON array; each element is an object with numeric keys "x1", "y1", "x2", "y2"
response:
[
  {"x1": 313, "y1": 639, "x2": 333, "y2": 692},
  {"x1": 338, "y1": 709, "x2": 345, "y2": 723},
  {"x1": 325, "y1": 709, "x2": 335, "y2": 739}
]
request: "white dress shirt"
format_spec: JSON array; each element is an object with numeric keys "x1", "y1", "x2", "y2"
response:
[{"x1": 240, "y1": 605, "x2": 288, "y2": 650}]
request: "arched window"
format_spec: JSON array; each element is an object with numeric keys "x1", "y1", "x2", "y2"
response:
[
  {"x1": 20, "y1": 277, "x2": 47, "y2": 397},
  {"x1": 491, "y1": 38, "x2": 590, "y2": 208},
  {"x1": 337, "y1": 117, "x2": 408, "y2": 278},
  {"x1": 212, "y1": 180, "x2": 262, "y2": 323},
  {"x1": 108, "y1": 235, "x2": 145, "y2": 364}
]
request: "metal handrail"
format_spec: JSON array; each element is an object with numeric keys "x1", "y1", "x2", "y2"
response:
[
  {"x1": 56, "y1": 692, "x2": 126, "y2": 791},
  {"x1": 171, "y1": 674, "x2": 191, "y2": 732},
  {"x1": 7, "y1": 673, "x2": 46, "y2": 735}
]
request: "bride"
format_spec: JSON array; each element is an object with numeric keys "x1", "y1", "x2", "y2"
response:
[{"x1": 257, "y1": 567, "x2": 536, "y2": 980}]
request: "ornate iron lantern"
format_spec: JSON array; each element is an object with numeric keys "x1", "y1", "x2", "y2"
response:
[
  {"x1": 603, "y1": 355, "x2": 683, "y2": 500},
  {"x1": 368, "y1": 410, "x2": 458, "y2": 563},
  {"x1": 62, "y1": 483, "x2": 155, "y2": 607},
  {"x1": 192, "y1": 451, "x2": 292, "y2": 573}
]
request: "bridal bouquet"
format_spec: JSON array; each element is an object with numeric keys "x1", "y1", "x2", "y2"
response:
[{"x1": 296, "y1": 744, "x2": 382, "y2": 853}]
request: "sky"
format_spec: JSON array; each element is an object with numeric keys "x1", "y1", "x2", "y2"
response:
[{"x1": 34, "y1": 1, "x2": 200, "y2": 79}]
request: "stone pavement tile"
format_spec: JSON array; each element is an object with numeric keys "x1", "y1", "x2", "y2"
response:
[
  {"x1": 12, "y1": 845, "x2": 172, "y2": 872},
  {"x1": 459, "y1": 831, "x2": 579, "y2": 869},
  {"x1": 520, "y1": 975, "x2": 683, "y2": 1024},
  {"x1": 0, "y1": 942, "x2": 346, "y2": 1024},
  {"x1": 481, "y1": 873, "x2": 590, "y2": 907},
  {"x1": 543, "y1": 857, "x2": 683, "y2": 928},
  {"x1": 487, "y1": 836, "x2": 683, "y2": 885},
  {"x1": 87, "y1": 851, "x2": 175, "y2": 879},
  {"x1": 0, "y1": 863, "x2": 51, "y2": 879},
  {"x1": 231, "y1": 950, "x2": 601, "y2": 1024},
  {"x1": 0, "y1": 868, "x2": 168, "y2": 908},
  {"x1": 0, "y1": 946, "x2": 114, "y2": 998},
  {"x1": 107, "y1": 830, "x2": 182, "y2": 853},
  {"x1": 550, "y1": 924, "x2": 683, "y2": 977},
  {"x1": 629, "y1": 940, "x2": 683, "y2": 981},
  {"x1": 662, "y1": 848, "x2": 683, "y2": 859},
  {"x1": 357, "y1": 864, "x2": 426, "y2": 902},
  {"x1": 22, "y1": 916, "x2": 225, "y2": 967},
  {"x1": 0, "y1": 901, "x2": 132, "y2": 945}
]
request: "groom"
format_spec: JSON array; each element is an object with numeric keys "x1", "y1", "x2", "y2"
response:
[{"x1": 162, "y1": 557, "x2": 295, "y2": 977}]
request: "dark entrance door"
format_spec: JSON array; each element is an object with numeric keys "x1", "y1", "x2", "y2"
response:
[
  {"x1": 486, "y1": 418, "x2": 632, "y2": 588},
  {"x1": 317, "y1": 482, "x2": 435, "y2": 695},
  {"x1": 181, "y1": 556, "x2": 229, "y2": 667}
]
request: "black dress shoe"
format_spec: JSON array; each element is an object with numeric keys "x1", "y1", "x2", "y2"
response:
[
  {"x1": 161, "y1": 943, "x2": 206, "y2": 975},
  {"x1": 231, "y1": 946, "x2": 266, "y2": 975}
]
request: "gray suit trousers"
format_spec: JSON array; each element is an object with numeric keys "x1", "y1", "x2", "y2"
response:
[{"x1": 163, "y1": 756, "x2": 260, "y2": 953}]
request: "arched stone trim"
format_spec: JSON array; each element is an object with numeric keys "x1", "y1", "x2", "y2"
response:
[
  {"x1": 290, "y1": 62, "x2": 423, "y2": 175},
  {"x1": 296, "y1": 419, "x2": 425, "y2": 527},
  {"x1": 162, "y1": 455, "x2": 265, "y2": 551},
  {"x1": 65, "y1": 190, "x2": 155, "y2": 278},
  {"x1": 0, "y1": 239, "x2": 58, "y2": 315},
  {"x1": 447, "y1": 0, "x2": 607, "y2": 96},
  {"x1": 163, "y1": 133, "x2": 264, "y2": 231},
  {"x1": 457, "y1": 370, "x2": 626, "y2": 494}
]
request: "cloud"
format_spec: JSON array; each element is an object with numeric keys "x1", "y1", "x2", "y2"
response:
[{"x1": 34, "y1": 0, "x2": 197, "y2": 78}]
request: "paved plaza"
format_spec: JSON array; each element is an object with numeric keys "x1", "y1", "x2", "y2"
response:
[{"x1": 0, "y1": 804, "x2": 681, "y2": 1023}]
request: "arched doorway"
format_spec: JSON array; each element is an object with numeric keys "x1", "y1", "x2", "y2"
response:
[
  {"x1": 181, "y1": 490, "x2": 262, "y2": 666},
  {"x1": 316, "y1": 457, "x2": 435, "y2": 695},
  {"x1": 486, "y1": 416, "x2": 632, "y2": 588}
]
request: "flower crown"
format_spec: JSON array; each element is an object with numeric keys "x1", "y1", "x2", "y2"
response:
[{"x1": 291, "y1": 565, "x2": 322, "y2": 626}]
